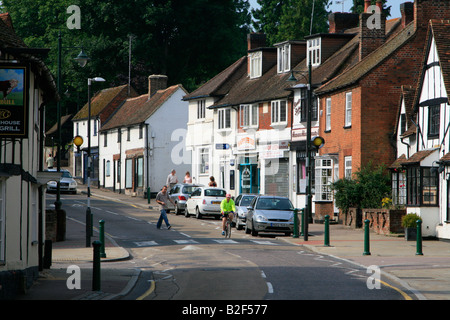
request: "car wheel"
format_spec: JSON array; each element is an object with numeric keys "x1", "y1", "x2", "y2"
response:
[
  {"x1": 236, "y1": 222, "x2": 243, "y2": 231},
  {"x1": 174, "y1": 203, "x2": 180, "y2": 215},
  {"x1": 196, "y1": 207, "x2": 202, "y2": 219},
  {"x1": 251, "y1": 221, "x2": 258, "y2": 237},
  {"x1": 185, "y1": 207, "x2": 190, "y2": 218}
]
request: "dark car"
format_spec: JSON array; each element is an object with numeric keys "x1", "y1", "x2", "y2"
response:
[
  {"x1": 233, "y1": 194, "x2": 258, "y2": 230},
  {"x1": 245, "y1": 195, "x2": 295, "y2": 236}
]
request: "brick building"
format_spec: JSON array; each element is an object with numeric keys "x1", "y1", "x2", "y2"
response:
[{"x1": 313, "y1": 0, "x2": 450, "y2": 221}]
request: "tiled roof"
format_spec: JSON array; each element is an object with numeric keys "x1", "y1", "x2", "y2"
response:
[
  {"x1": 401, "y1": 149, "x2": 438, "y2": 165},
  {"x1": 101, "y1": 84, "x2": 187, "y2": 131},
  {"x1": 316, "y1": 21, "x2": 415, "y2": 95},
  {"x1": 73, "y1": 85, "x2": 131, "y2": 121},
  {"x1": 389, "y1": 154, "x2": 407, "y2": 169}
]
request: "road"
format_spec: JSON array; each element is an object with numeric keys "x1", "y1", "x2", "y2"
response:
[{"x1": 47, "y1": 193, "x2": 410, "y2": 301}]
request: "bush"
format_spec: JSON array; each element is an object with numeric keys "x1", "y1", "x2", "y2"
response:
[
  {"x1": 401, "y1": 213, "x2": 421, "y2": 228},
  {"x1": 330, "y1": 163, "x2": 391, "y2": 211}
]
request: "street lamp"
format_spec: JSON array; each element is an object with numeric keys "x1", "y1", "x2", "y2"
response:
[
  {"x1": 55, "y1": 31, "x2": 89, "y2": 211},
  {"x1": 85, "y1": 77, "x2": 106, "y2": 247}
]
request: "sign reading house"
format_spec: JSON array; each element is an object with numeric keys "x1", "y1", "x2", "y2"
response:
[{"x1": 0, "y1": 64, "x2": 28, "y2": 138}]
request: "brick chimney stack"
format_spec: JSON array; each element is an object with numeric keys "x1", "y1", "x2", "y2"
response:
[
  {"x1": 400, "y1": 2, "x2": 414, "y2": 28},
  {"x1": 359, "y1": 0, "x2": 386, "y2": 61},
  {"x1": 148, "y1": 75, "x2": 168, "y2": 99},
  {"x1": 328, "y1": 12, "x2": 359, "y2": 33}
]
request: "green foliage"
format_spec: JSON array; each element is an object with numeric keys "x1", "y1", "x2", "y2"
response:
[
  {"x1": 401, "y1": 213, "x2": 421, "y2": 228},
  {"x1": 2, "y1": 0, "x2": 251, "y2": 130},
  {"x1": 252, "y1": 0, "x2": 330, "y2": 46},
  {"x1": 330, "y1": 163, "x2": 391, "y2": 211},
  {"x1": 350, "y1": 0, "x2": 391, "y2": 17}
]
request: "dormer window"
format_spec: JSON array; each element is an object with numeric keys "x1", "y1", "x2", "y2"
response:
[
  {"x1": 277, "y1": 44, "x2": 291, "y2": 73},
  {"x1": 307, "y1": 38, "x2": 321, "y2": 67},
  {"x1": 249, "y1": 51, "x2": 262, "y2": 79}
]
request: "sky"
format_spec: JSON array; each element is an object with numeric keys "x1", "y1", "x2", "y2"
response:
[{"x1": 249, "y1": 0, "x2": 405, "y2": 20}]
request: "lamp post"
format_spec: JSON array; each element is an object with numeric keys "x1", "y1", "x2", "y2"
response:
[
  {"x1": 86, "y1": 77, "x2": 106, "y2": 247},
  {"x1": 288, "y1": 62, "x2": 324, "y2": 241},
  {"x1": 55, "y1": 31, "x2": 90, "y2": 211}
]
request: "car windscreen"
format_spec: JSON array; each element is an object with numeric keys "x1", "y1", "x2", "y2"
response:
[
  {"x1": 62, "y1": 171, "x2": 73, "y2": 178},
  {"x1": 240, "y1": 196, "x2": 256, "y2": 206},
  {"x1": 205, "y1": 189, "x2": 226, "y2": 197},
  {"x1": 256, "y1": 198, "x2": 293, "y2": 210},
  {"x1": 182, "y1": 186, "x2": 197, "y2": 194}
]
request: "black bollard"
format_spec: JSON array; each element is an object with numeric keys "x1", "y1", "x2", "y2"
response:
[{"x1": 92, "y1": 240, "x2": 102, "y2": 291}]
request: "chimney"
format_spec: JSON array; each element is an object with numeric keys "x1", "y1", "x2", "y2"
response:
[
  {"x1": 328, "y1": 12, "x2": 359, "y2": 33},
  {"x1": 247, "y1": 33, "x2": 266, "y2": 51},
  {"x1": 414, "y1": 0, "x2": 450, "y2": 32},
  {"x1": 148, "y1": 75, "x2": 168, "y2": 98},
  {"x1": 359, "y1": 1, "x2": 386, "y2": 61},
  {"x1": 400, "y1": 2, "x2": 414, "y2": 28}
]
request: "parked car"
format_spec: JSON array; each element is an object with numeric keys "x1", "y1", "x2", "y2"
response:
[
  {"x1": 46, "y1": 169, "x2": 77, "y2": 194},
  {"x1": 185, "y1": 187, "x2": 227, "y2": 219},
  {"x1": 233, "y1": 194, "x2": 258, "y2": 230},
  {"x1": 168, "y1": 183, "x2": 203, "y2": 215},
  {"x1": 245, "y1": 195, "x2": 295, "y2": 236}
]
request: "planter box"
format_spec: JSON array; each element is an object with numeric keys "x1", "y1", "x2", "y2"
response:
[{"x1": 363, "y1": 208, "x2": 406, "y2": 235}]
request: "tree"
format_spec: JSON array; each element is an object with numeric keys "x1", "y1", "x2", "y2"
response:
[
  {"x1": 350, "y1": 0, "x2": 391, "y2": 17},
  {"x1": 252, "y1": 0, "x2": 330, "y2": 46},
  {"x1": 1, "y1": 0, "x2": 251, "y2": 130}
]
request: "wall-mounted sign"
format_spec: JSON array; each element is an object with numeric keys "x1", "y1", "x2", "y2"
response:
[
  {"x1": 0, "y1": 64, "x2": 28, "y2": 138},
  {"x1": 237, "y1": 134, "x2": 256, "y2": 151}
]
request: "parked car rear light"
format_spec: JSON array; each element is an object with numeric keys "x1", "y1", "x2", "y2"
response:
[
  {"x1": 178, "y1": 195, "x2": 187, "y2": 201},
  {"x1": 203, "y1": 199, "x2": 206, "y2": 204}
]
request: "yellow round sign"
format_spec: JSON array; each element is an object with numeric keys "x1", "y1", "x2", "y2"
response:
[{"x1": 73, "y1": 135, "x2": 84, "y2": 147}]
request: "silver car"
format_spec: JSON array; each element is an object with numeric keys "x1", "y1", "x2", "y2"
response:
[
  {"x1": 245, "y1": 195, "x2": 295, "y2": 236},
  {"x1": 233, "y1": 194, "x2": 258, "y2": 230},
  {"x1": 168, "y1": 183, "x2": 203, "y2": 215},
  {"x1": 46, "y1": 169, "x2": 77, "y2": 194}
]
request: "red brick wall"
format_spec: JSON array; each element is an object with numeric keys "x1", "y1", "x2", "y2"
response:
[{"x1": 363, "y1": 208, "x2": 406, "y2": 235}]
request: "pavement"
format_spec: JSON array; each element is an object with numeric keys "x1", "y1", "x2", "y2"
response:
[{"x1": 17, "y1": 185, "x2": 450, "y2": 300}]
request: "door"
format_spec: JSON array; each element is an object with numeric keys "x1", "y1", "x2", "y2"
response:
[{"x1": 239, "y1": 164, "x2": 259, "y2": 194}]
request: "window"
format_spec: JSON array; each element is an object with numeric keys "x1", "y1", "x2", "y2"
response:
[
  {"x1": 117, "y1": 128, "x2": 121, "y2": 143},
  {"x1": 271, "y1": 100, "x2": 287, "y2": 125},
  {"x1": 406, "y1": 166, "x2": 438, "y2": 206},
  {"x1": 344, "y1": 156, "x2": 352, "y2": 179},
  {"x1": 106, "y1": 160, "x2": 111, "y2": 177},
  {"x1": 103, "y1": 132, "x2": 108, "y2": 147},
  {"x1": 199, "y1": 148, "x2": 209, "y2": 175},
  {"x1": 127, "y1": 127, "x2": 131, "y2": 141},
  {"x1": 307, "y1": 38, "x2": 321, "y2": 67},
  {"x1": 249, "y1": 51, "x2": 262, "y2": 78},
  {"x1": 315, "y1": 158, "x2": 333, "y2": 201},
  {"x1": 300, "y1": 90, "x2": 318, "y2": 122},
  {"x1": 277, "y1": 44, "x2": 291, "y2": 73},
  {"x1": 428, "y1": 105, "x2": 440, "y2": 137},
  {"x1": 93, "y1": 119, "x2": 98, "y2": 136},
  {"x1": 392, "y1": 169, "x2": 406, "y2": 206},
  {"x1": 125, "y1": 158, "x2": 133, "y2": 189},
  {"x1": 240, "y1": 104, "x2": 258, "y2": 128},
  {"x1": 325, "y1": 98, "x2": 331, "y2": 131},
  {"x1": 197, "y1": 99, "x2": 206, "y2": 119},
  {"x1": 218, "y1": 108, "x2": 231, "y2": 130},
  {"x1": 139, "y1": 124, "x2": 143, "y2": 139},
  {"x1": 137, "y1": 157, "x2": 144, "y2": 187},
  {"x1": 345, "y1": 92, "x2": 352, "y2": 127}
]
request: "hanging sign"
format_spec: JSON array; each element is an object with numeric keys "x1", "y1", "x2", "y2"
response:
[{"x1": 0, "y1": 64, "x2": 28, "y2": 138}]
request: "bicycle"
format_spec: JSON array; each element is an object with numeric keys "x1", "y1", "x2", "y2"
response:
[{"x1": 222, "y1": 211, "x2": 234, "y2": 238}]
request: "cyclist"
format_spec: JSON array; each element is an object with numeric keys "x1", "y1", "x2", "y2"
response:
[{"x1": 220, "y1": 193, "x2": 235, "y2": 235}]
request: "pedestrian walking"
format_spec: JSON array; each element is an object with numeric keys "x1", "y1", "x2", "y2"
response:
[
  {"x1": 46, "y1": 154, "x2": 54, "y2": 169},
  {"x1": 166, "y1": 169, "x2": 178, "y2": 189},
  {"x1": 155, "y1": 185, "x2": 175, "y2": 229}
]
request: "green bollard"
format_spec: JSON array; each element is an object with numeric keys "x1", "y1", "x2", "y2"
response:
[
  {"x1": 324, "y1": 215, "x2": 330, "y2": 247},
  {"x1": 416, "y1": 219, "x2": 423, "y2": 256},
  {"x1": 293, "y1": 209, "x2": 299, "y2": 238},
  {"x1": 99, "y1": 220, "x2": 106, "y2": 258},
  {"x1": 300, "y1": 208, "x2": 305, "y2": 237},
  {"x1": 363, "y1": 219, "x2": 371, "y2": 256},
  {"x1": 92, "y1": 240, "x2": 102, "y2": 291}
]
